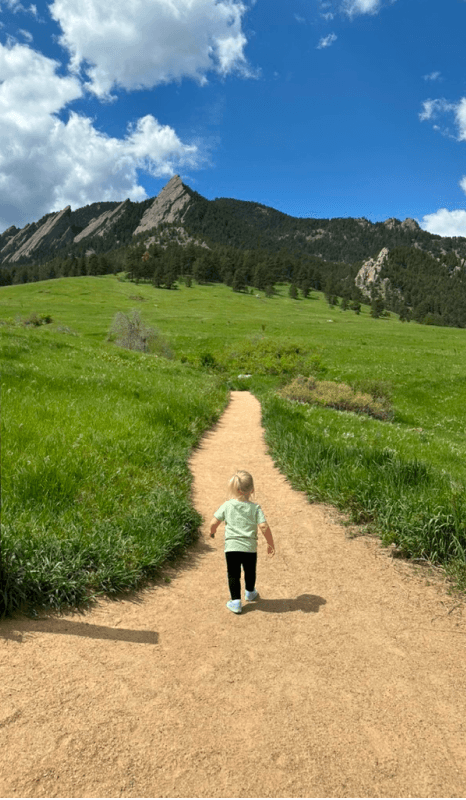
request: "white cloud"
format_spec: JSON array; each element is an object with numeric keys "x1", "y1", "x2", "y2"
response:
[
  {"x1": 18, "y1": 28, "x2": 33, "y2": 42},
  {"x1": 321, "y1": 12, "x2": 335, "y2": 20},
  {"x1": 2, "y1": 0, "x2": 36, "y2": 13},
  {"x1": 342, "y1": 0, "x2": 382, "y2": 17},
  {"x1": 317, "y1": 33, "x2": 337, "y2": 48},
  {"x1": 420, "y1": 208, "x2": 466, "y2": 237},
  {"x1": 419, "y1": 98, "x2": 454, "y2": 122},
  {"x1": 455, "y1": 98, "x2": 466, "y2": 141},
  {"x1": 294, "y1": 13, "x2": 306, "y2": 23},
  {"x1": 0, "y1": 42, "x2": 201, "y2": 232},
  {"x1": 49, "y1": 0, "x2": 253, "y2": 98},
  {"x1": 423, "y1": 71, "x2": 441, "y2": 82},
  {"x1": 419, "y1": 96, "x2": 466, "y2": 140}
]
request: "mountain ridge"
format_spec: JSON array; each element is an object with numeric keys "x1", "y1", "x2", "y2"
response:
[{"x1": 2, "y1": 175, "x2": 466, "y2": 269}]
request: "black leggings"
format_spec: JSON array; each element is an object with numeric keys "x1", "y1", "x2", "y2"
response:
[{"x1": 225, "y1": 551, "x2": 257, "y2": 600}]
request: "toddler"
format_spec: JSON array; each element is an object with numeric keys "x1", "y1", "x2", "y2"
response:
[{"x1": 209, "y1": 470, "x2": 275, "y2": 614}]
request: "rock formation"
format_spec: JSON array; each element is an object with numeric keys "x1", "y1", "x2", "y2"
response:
[
  {"x1": 133, "y1": 175, "x2": 191, "y2": 236},
  {"x1": 355, "y1": 247, "x2": 390, "y2": 297},
  {"x1": 74, "y1": 200, "x2": 130, "y2": 243},
  {"x1": 2, "y1": 206, "x2": 72, "y2": 263}
]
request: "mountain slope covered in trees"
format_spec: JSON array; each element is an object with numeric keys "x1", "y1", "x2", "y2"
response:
[{"x1": 2, "y1": 175, "x2": 466, "y2": 327}]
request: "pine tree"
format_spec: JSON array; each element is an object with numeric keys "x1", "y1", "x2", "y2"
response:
[
  {"x1": 232, "y1": 267, "x2": 247, "y2": 292},
  {"x1": 88, "y1": 253, "x2": 99, "y2": 275}
]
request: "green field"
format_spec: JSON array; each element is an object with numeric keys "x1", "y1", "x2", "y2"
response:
[{"x1": 1, "y1": 274, "x2": 466, "y2": 614}]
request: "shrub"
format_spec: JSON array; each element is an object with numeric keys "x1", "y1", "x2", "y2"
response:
[
  {"x1": 199, "y1": 352, "x2": 218, "y2": 369},
  {"x1": 278, "y1": 375, "x2": 393, "y2": 420},
  {"x1": 108, "y1": 310, "x2": 173, "y2": 358},
  {"x1": 220, "y1": 337, "x2": 325, "y2": 377},
  {"x1": 23, "y1": 313, "x2": 53, "y2": 327}
]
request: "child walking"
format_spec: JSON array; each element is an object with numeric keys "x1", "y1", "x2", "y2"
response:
[{"x1": 209, "y1": 470, "x2": 275, "y2": 614}]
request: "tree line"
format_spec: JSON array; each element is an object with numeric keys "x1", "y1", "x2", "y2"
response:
[{"x1": 2, "y1": 225, "x2": 466, "y2": 327}]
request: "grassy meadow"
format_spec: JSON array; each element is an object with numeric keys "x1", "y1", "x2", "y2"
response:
[{"x1": 1, "y1": 274, "x2": 466, "y2": 613}]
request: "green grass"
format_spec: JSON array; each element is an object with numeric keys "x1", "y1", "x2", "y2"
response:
[
  {"x1": 259, "y1": 393, "x2": 466, "y2": 564},
  {"x1": 1, "y1": 320, "x2": 227, "y2": 615},
  {"x1": 1, "y1": 274, "x2": 466, "y2": 610}
]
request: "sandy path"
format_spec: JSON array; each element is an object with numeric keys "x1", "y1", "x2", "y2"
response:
[{"x1": 1, "y1": 390, "x2": 466, "y2": 798}]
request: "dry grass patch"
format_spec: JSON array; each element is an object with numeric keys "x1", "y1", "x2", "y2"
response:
[{"x1": 278, "y1": 375, "x2": 392, "y2": 420}]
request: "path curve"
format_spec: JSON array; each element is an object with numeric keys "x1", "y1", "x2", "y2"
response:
[{"x1": 1, "y1": 391, "x2": 466, "y2": 798}]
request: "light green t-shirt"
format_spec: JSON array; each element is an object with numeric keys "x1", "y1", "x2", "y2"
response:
[{"x1": 214, "y1": 498, "x2": 266, "y2": 553}]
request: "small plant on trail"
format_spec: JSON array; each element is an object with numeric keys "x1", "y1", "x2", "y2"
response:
[{"x1": 108, "y1": 310, "x2": 173, "y2": 358}]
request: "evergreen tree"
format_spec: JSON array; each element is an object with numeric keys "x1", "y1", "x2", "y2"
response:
[
  {"x1": 88, "y1": 253, "x2": 99, "y2": 275},
  {"x1": 232, "y1": 267, "x2": 247, "y2": 292},
  {"x1": 370, "y1": 287, "x2": 385, "y2": 318},
  {"x1": 300, "y1": 279, "x2": 312, "y2": 299}
]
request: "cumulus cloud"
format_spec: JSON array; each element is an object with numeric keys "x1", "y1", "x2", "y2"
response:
[
  {"x1": 49, "y1": 0, "x2": 253, "y2": 98},
  {"x1": 0, "y1": 42, "x2": 200, "y2": 231},
  {"x1": 317, "y1": 33, "x2": 337, "y2": 48},
  {"x1": 420, "y1": 209, "x2": 466, "y2": 237}
]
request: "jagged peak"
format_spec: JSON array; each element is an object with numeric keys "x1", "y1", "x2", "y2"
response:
[{"x1": 133, "y1": 174, "x2": 191, "y2": 236}]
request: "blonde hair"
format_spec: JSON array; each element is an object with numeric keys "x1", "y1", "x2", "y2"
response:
[{"x1": 228, "y1": 470, "x2": 255, "y2": 500}]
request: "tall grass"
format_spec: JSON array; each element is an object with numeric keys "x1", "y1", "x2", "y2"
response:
[
  {"x1": 260, "y1": 394, "x2": 466, "y2": 572},
  {"x1": 1, "y1": 326, "x2": 228, "y2": 616}
]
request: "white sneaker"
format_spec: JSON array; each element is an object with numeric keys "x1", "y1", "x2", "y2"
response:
[
  {"x1": 245, "y1": 589, "x2": 259, "y2": 601},
  {"x1": 226, "y1": 600, "x2": 242, "y2": 614}
]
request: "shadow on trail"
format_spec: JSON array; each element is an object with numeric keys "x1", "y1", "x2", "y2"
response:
[
  {"x1": 241, "y1": 594, "x2": 326, "y2": 614},
  {"x1": 0, "y1": 618, "x2": 158, "y2": 645}
]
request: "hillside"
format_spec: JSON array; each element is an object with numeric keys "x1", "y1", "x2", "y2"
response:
[{"x1": 2, "y1": 175, "x2": 466, "y2": 326}]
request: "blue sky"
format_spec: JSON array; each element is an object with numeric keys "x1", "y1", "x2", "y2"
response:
[{"x1": 1, "y1": 0, "x2": 466, "y2": 235}]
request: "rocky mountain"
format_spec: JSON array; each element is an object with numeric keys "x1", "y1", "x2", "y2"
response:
[{"x1": 2, "y1": 174, "x2": 466, "y2": 272}]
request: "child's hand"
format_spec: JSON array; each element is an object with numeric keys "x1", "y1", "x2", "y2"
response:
[{"x1": 267, "y1": 544, "x2": 275, "y2": 556}]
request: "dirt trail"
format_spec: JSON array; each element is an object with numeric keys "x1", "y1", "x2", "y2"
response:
[{"x1": 1, "y1": 391, "x2": 466, "y2": 798}]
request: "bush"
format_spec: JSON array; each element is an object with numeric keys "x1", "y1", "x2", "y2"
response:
[
  {"x1": 108, "y1": 310, "x2": 173, "y2": 358},
  {"x1": 199, "y1": 352, "x2": 218, "y2": 369},
  {"x1": 23, "y1": 313, "x2": 53, "y2": 327},
  {"x1": 220, "y1": 337, "x2": 326, "y2": 377},
  {"x1": 278, "y1": 375, "x2": 393, "y2": 420}
]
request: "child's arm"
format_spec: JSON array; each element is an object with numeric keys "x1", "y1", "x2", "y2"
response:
[
  {"x1": 258, "y1": 521, "x2": 275, "y2": 555},
  {"x1": 209, "y1": 517, "x2": 221, "y2": 538}
]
